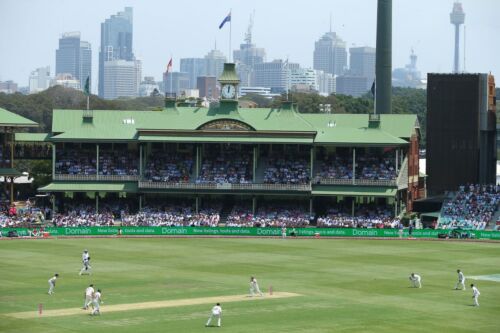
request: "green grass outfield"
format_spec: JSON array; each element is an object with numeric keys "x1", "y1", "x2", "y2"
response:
[{"x1": 0, "y1": 237, "x2": 499, "y2": 332}]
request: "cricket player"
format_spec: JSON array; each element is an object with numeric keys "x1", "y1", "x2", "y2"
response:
[
  {"x1": 250, "y1": 276, "x2": 263, "y2": 296},
  {"x1": 48, "y1": 273, "x2": 59, "y2": 295},
  {"x1": 455, "y1": 269, "x2": 466, "y2": 290},
  {"x1": 205, "y1": 303, "x2": 222, "y2": 327},
  {"x1": 79, "y1": 249, "x2": 92, "y2": 275},
  {"x1": 281, "y1": 226, "x2": 287, "y2": 239},
  {"x1": 471, "y1": 284, "x2": 480, "y2": 306},
  {"x1": 91, "y1": 289, "x2": 103, "y2": 315},
  {"x1": 83, "y1": 284, "x2": 95, "y2": 310},
  {"x1": 409, "y1": 273, "x2": 422, "y2": 288}
]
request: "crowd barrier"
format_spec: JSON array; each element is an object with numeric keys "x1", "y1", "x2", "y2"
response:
[{"x1": 1, "y1": 227, "x2": 500, "y2": 240}]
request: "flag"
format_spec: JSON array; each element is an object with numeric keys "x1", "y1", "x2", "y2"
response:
[
  {"x1": 370, "y1": 80, "x2": 375, "y2": 97},
  {"x1": 166, "y1": 58, "x2": 173, "y2": 73},
  {"x1": 219, "y1": 11, "x2": 231, "y2": 29},
  {"x1": 83, "y1": 77, "x2": 90, "y2": 96}
]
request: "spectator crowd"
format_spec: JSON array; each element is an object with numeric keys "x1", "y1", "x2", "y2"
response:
[
  {"x1": 144, "y1": 152, "x2": 193, "y2": 182},
  {"x1": 317, "y1": 205, "x2": 400, "y2": 229}
]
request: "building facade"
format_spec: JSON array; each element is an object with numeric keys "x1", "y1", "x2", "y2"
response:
[
  {"x1": 336, "y1": 76, "x2": 368, "y2": 97},
  {"x1": 29, "y1": 66, "x2": 51, "y2": 94},
  {"x1": 204, "y1": 49, "x2": 226, "y2": 78},
  {"x1": 288, "y1": 68, "x2": 318, "y2": 92},
  {"x1": 103, "y1": 60, "x2": 138, "y2": 99},
  {"x1": 50, "y1": 73, "x2": 81, "y2": 90},
  {"x1": 0, "y1": 81, "x2": 18, "y2": 94},
  {"x1": 180, "y1": 58, "x2": 207, "y2": 89},
  {"x1": 349, "y1": 46, "x2": 375, "y2": 90},
  {"x1": 254, "y1": 60, "x2": 299, "y2": 92},
  {"x1": 55, "y1": 32, "x2": 92, "y2": 92},
  {"x1": 313, "y1": 32, "x2": 347, "y2": 76},
  {"x1": 99, "y1": 7, "x2": 134, "y2": 97},
  {"x1": 163, "y1": 72, "x2": 190, "y2": 96},
  {"x1": 197, "y1": 76, "x2": 218, "y2": 99}
]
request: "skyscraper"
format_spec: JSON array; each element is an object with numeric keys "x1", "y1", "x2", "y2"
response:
[
  {"x1": 29, "y1": 66, "x2": 51, "y2": 93},
  {"x1": 99, "y1": 7, "x2": 134, "y2": 97},
  {"x1": 349, "y1": 47, "x2": 375, "y2": 90},
  {"x1": 313, "y1": 31, "x2": 347, "y2": 76},
  {"x1": 204, "y1": 49, "x2": 226, "y2": 78},
  {"x1": 56, "y1": 32, "x2": 92, "y2": 92},
  {"x1": 254, "y1": 60, "x2": 299, "y2": 92},
  {"x1": 163, "y1": 72, "x2": 190, "y2": 96},
  {"x1": 103, "y1": 60, "x2": 139, "y2": 100},
  {"x1": 180, "y1": 58, "x2": 206, "y2": 89}
]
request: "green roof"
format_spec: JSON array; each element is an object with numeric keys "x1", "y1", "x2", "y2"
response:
[
  {"x1": 15, "y1": 133, "x2": 50, "y2": 142},
  {"x1": 0, "y1": 108, "x2": 38, "y2": 127},
  {"x1": 138, "y1": 135, "x2": 313, "y2": 144},
  {"x1": 312, "y1": 185, "x2": 397, "y2": 197},
  {"x1": 38, "y1": 182, "x2": 138, "y2": 193},
  {"x1": 0, "y1": 168, "x2": 23, "y2": 177}
]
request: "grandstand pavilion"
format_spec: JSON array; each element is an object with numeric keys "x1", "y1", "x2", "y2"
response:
[{"x1": 17, "y1": 64, "x2": 424, "y2": 222}]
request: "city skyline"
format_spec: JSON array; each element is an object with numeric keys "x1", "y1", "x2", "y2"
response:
[{"x1": 0, "y1": 0, "x2": 499, "y2": 93}]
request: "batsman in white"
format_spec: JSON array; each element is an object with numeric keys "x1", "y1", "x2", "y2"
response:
[
  {"x1": 205, "y1": 303, "x2": 222, "y2": 327},
  {"x1": 250, "y1": 276, "x2": 263, "y2": 297},
  {"x1": 83, "y1": 284, "x2": 95, "y2": 310},
  {"x1": 455, "y1": 269, "x2": 466, "y2": 290},
  {"x1": 91, "y1": 289, "x2": 103, "y2": 315},
  {"x1": 47, "y1": 273, "x2": 59, "y2": 295},
  {"x1": 471, "y1": 284, "x2": 480, "y2": 306},
  {"x1": 79, "y1": 249, "x2": 92, "y2": 275},
  {"x1": 409, "y1": 273, "x2": 422, "y2": 288}
]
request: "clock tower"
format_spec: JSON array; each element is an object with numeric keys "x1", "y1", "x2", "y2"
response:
[{"x1": 218, "y1": 63, "x2": 240, "y2": 102}]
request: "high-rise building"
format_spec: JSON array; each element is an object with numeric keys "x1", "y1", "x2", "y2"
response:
[
  {"x1": 55, "y1": 32, "x2": 92, "y2": 92},
  {"x1": 197, "y1": 76, "x2": 218, "y2": 99},
  {"x1": 450, "y1": 2, "x2": 465, "y2": 73},
  {"x1": 163, "y1": 72, "x2": 190, "y2": 96},
  {"x1": 254, "y1": 60, "x2": 299, "y2": 93},
  {"x1": 50, "y1": 73, "x2": 81, "y2": 90},
  {"x1": 336, "y1": 76, "x2": 369, "y2": 97},
  {"x1": 180, "y1": 58, "x2": 206, "y2": 89},
  {"x1": 99, "y1": 7, "x2": 134, "y2": 97},
  {"x1": 315, "y1": 70, "x2": 336, "y2": 96},
  {"x1": 29, "y1": 66, "x2": 51, "y2": 93},
  {"x1": 427, "y1": 73, "x2": 496, "y2": 194},
  {"x1": 0, "y1": 81, "x2": 18, "y2": 94},
  {"x1": 313, "y1": 31, "x2": 347, "y2": 76},
  {"x1": 103, "y1": 60, "x2": 138, "y2": 99},
  {"x1": 393, "y1": 49, "x2": 423, "y2": 88},
  {"x1": 139, "y1": 76, "x2": 160, "y2": 97},
  {"x1": 288, "y1": 68, "x2": 318, "y2": 92},
  {"x1": 349, "y1": 46, "x2": 375, "y2": 90},
  {"x1": 204, "y1": 49, "x2": 226, "y2": 78}
]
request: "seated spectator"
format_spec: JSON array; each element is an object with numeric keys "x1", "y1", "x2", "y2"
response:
[
  {"x1": 197, "y1": 146, "x2": 252, "y2": 184},
  {"x1": 55, "y1": 150, "x2": 96, "y2": 175},
  {"x1": 99, "y1": 151, "x2": 138, "y2": 176},
  {"x1": 144, "y1": 152, "x2": 193, "y2": 182},
  {"x1": 317, "y1": 204, "x2": 400, "y2": 229},
  {"x1": 264, "y1": 156, "x2": 310, "y2": 185}
]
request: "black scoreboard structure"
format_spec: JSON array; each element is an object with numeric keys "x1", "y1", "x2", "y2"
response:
[{"x1": 427, "y1": 73, "x2": 496, "y2": 195}]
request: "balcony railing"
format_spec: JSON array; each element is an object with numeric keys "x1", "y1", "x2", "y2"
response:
[
  {"x1": 54, "y1": 174, "x2": 139, "y2": 181},
  {"x1": 138, "y1": 180, "x2": 311, "y2": 191},
  {"x1": 314, "y1": 177, "x2": 397, "y2": 187}
]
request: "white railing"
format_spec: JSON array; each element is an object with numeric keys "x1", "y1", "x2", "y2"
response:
[
  {"x1": 54, "y1": 174, "x2": 139, "y2": 181},
  {"x1": 138, "y1": 181, "x2": 311, "y2": 191},
  {"x1": 314, "y1": 178, "x2": 396, "y2": 187}
]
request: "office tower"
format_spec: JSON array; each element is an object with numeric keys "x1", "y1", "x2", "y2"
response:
[
  {"x1": 349, "y1": 46, "x2": 375, "y2": 90},
  {"x1": 103, "y1": 60, "x2": 137, "y2": 99},
  {"x1": 313, "y1": 31, "x2": 347, "y2": 76},
  {"x1": 197, "y1": 76, "x2": 218, "y2": 99},
  {"x1": 450, "y1": 2, "x2": 465, "y2": 73},
  {"x1": 335, "y1": 76, "x2": 369, "y2": 97},
  {"x1": 288, "y1": 68, "x2": 318, "y2": 92},
  {"x1": 29, "y1": 66, "x2": 51, "y2": 93},
  {"x1": 427, "y1": 74, "x2": 496, "y2": 194},
  {"x1": 50, "y1": 73, "x2": 81, "y2": 90},
  {"x1": 204, "y1": 49, "x2": 226, "y2": 78},
  {"x1": 393, "y1": 49, "x2": 423, "y2": 88},
  {"x1": 180, "y1": 58, "x2": 206, "y2": 89},
  {"x1": 254, "y1": 60, "x2": 299, "y2": 93},
  {"x1": 163, "y1": 71, "x2": 190, "y2": 96},
  {"x1": 56, "y1": 32, "x2": 92, "y2": 92},
  {"x1": 0, "y1": 81, "x2": 18, "y2": 94},
  {"x1": 315, "y1": 70, "x2": 336, "y2": 96},
  {"x1": 99, "y1": 7, "x2": 134, "y2": 97}
]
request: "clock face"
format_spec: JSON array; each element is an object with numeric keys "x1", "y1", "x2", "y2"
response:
[{"x1": 221, "y1": 84, "x2": 236, "y2": 99}]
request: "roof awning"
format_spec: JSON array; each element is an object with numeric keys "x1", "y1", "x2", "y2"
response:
[
  {"x1": 15, "y1": 133, "x2": 51, "y2": 142},
  {"x1": 138, "y1": 135, "x2": 313, "y2": 144},
  {"x1": 0, "y1": 168, "x2": 23, "y2": 177},
  {"x1": 38, "y1": 182, "x2": 138, "y2": 193},
  {"x1": 312, "y1": 185, "x2": 397, "y2": 197}
]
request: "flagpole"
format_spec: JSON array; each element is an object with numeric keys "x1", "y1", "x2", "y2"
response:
[
  {"x1": 87, "y1": 95, "x2": 89, "y2": 111},
  {"x1": 229, "y1": 10, "x2": 232, "y2": 63},
  {"x1": 170, "y1": 55, "x2": 173, "y2": 96}
]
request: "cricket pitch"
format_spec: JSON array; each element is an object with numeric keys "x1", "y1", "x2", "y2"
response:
[{"x1": 6, "y1": 292, "x2": 301, "y2": 319}]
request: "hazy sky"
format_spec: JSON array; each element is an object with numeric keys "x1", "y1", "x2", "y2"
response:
[{"x1": 0, "y1": 0, "x2": 499, "y2": 93}]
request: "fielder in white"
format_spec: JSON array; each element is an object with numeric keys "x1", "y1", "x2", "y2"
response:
[
  {"x1": 91, "y1": 289, "x2": 103, "y2": 315},
  {"x1": 83, "y1": 284, "x2": 95, "y2": 309},
  {"x1": 250, "y1": 276, "x2": 263, "y2": 296},
  {"x1": 471, "y1": 284, "x2": 480, "y2": 306},
  {"x1": 48, "y1": 273, "x2": 59, "y2": 295},
  {"x1": 455, "y1": 269, "x2": 466, "y2": 290},
  {"x1": 79, "y1": 249, "x2": 92, "y2": 275},
  {"x1": 205, "y1": 303, "x2": 222, "y2": 327},
  {"x1": 409, "y1": 273, "x2": 422, "y2": 288}
]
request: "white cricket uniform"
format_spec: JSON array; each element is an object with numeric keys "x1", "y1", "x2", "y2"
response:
[
  {"x1": 79, "y1": 252, "x2": 91, "y2": 275},
  {"x1": 48, "y1": 276, "x2": 57, "y2": 294},
  {"x1": 83, "y1": 286, "x2": 95, "y2": 309},
  {"x1": 250, "y1": 278, "x2": 263, "y2": 296},
  {"x1": 206, "y1": 305, "x2": 222, "y2": 327},
  {"x1": 281, "y1": 227, "x2": 287, "y2": 239},
  {"x1": 91, "y1": 291, "x2": 102, "y2": 315},
  {"x1": 472, "y1": 286, "x2": 480, "y2": 306},
  {"x1": 455, "y1": 272, "x2": 466, "y2": 290},
  {"x1": 409, "y1": 274, "x2": 422, "y2": 288}
]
